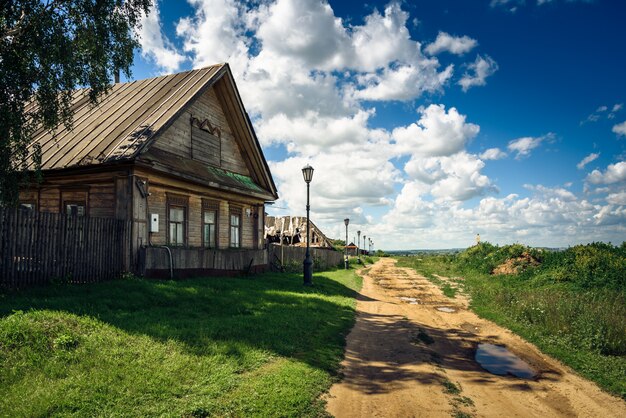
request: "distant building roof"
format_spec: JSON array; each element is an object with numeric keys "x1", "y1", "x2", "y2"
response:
[{"x1": 265, "y1": 216, "x2": 333, "y2": 249}]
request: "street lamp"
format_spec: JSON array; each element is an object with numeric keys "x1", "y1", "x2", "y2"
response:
[
  {"x1": 357, "y1": 230, "x2": 361, "y2": 263},
  {"x1": 302, "y1": 164, "x2": 314, "y2": 285},
  {"x1": 344, "y1": 218, "x2": 350, "y2": 269},
  {"x1": 363, "y1": 235, "x2": 366, "y2": 256}
]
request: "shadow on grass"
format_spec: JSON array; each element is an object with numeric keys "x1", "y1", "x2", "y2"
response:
[{"x1": 0, "y1": 271, "x2": 358, "y2": 373}]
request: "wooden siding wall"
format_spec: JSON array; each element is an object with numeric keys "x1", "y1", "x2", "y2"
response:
[
  {"x1": 0, "y1": 209, "x2": 130, "y2": 289},
  {"x1": 153, "y1": 86, "x2": 250, "y2": 176},
  {"x1": 18, "y1": 172, "x2": 122, "y2": 217},
  {"x1": 142, "y1": 184, "x2": 259, "y2": 250}
]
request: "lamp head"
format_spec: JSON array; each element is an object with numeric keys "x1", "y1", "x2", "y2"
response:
[
  {"x1": 344, "y1": 218, "x2": 349, "y2": 226},
  {"x1": 302, "y1": 164, "x2": 314, "y2": 184}
]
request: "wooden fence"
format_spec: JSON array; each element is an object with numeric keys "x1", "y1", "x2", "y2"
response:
[
  {"x1": 0, "y1": 209, "x2": 130, "y2": 289},
  {"x1": 139, "y1": 246, "x2": 268, "y2": 278},
  {"x1": 268, "y1": 243, "x2": 343, "y2": 272}
]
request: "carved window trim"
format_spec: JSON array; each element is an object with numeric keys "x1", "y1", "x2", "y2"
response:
[{"x1": 202, "y1": 199, "x2": 219, "y2": 248}]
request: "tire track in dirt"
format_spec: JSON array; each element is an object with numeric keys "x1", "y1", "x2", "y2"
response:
[{"x1": 325, "y1": 258, "x2": 626, "y2": 417}]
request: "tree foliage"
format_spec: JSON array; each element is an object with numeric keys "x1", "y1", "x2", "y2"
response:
[{"x1": 0, "y1": 0, "x2": 152, "y2": 204}]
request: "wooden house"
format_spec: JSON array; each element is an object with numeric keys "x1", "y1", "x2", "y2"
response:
[
  {"x1": 18, "y1": 64, "x2": 278, "y2": 277},
  {"x1": 264, "y1": 215, "x2": 333, "y2": 249}
]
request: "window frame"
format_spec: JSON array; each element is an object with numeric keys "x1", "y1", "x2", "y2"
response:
[
  {"x1": 229, "y1": 207, "x2": 242, "y2": 248},
  {"x1": 202, "y1": 199, "x2": 219, "y2": 249},
  {"x1": 18, "y1": 200, "x2": 37, "y2": 213},
  {"x1": 167, "y1": 194, "x2": 189, "y2": 247},
  {"x1": 63, "y1": 201, "x2": 86, "y2": 217}
]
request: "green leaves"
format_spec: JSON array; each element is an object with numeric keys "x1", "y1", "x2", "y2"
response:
[{"x1": 0, "y1": 0, "x2": 152, "y2": 204}]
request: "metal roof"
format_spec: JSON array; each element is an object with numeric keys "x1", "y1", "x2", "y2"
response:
[{"x1": 27, "y1": 64, "x2": 224, "y2": 170}]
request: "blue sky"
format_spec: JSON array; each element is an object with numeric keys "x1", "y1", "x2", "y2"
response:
[{"x1": 132, "y1": 0, "x2": 626, "y2": 250}]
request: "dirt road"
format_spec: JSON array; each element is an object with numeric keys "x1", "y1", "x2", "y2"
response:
[{"x1": 326, "y1": 258, "x2": 626, "y2": 417}]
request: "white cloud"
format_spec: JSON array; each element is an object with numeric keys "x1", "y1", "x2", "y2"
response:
[
  {"x1": 606, "y1": 191, "x2": 626, "y2": 205},
  {"x1": 134, "y1": 0, "x2": 626, "y2": 250},
  {"x1": 586, "y1": 161, "x2": 626, "y2": 185},
  {"x1": 392, "y1": 104, "x2": 480, "y2": 157},
  {"x1": 612, "y1": 121, "x2": 626, "y2": 136},
  {"x1": 576, "y1": 152, "x2": 600, "y2": 170},
  {"x1": 507, "y1": 134, "x2": 551, "y2": 159},
  {"x1": 138, "y1": 3, "x2": 186, "y2": 73},
  {"x1": 353, "y1": 62, "x2": 453, "y2": 102},
  {"x1": 176, "y1": 0, "x2": 251, "y2": 75},
  {"x1": 524, "y1": 184, "x2": 577, "y2": 201},
  {"x1": 480, "y1": 147, "x2": 507, "y2": 160},
  {"x1": 425, "y1": 31, "x2": 478, "y2": 55},
  {"x1": 254, "y1": 0, "x2": 350, "y2": 70},
  {"x1": 403, "y1": 152, "x2": 496, "y2": 202},
  {"x1": 458, "y1": 55, "x2": 498, "y2": 92},
  {"x1": 256, "y1": 109, "x2": 378, "y2": 155}
]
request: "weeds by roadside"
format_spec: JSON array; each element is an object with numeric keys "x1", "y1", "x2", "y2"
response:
[{"x1": 396, "y1": 241, "x2": 626, "y2": 400}]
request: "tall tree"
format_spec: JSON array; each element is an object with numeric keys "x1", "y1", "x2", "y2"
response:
[{"x1": 0, "y1": 0, "x2": 152, "y2": 204}]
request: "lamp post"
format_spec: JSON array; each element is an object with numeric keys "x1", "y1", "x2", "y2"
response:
[
  {"x1": 363, "y1": 235, "x2": 366, "y2": 256},
  {"x1": 302, "y1": 164, "x2": 314, "y2": 285},
  {"x1": 344, "y1": 218, "x2": 350, "y2": 269},
  {"x1": 357, "y1": 230, "x2": 361, "y2": 263}
]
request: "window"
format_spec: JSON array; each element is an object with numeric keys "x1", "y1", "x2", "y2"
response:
[
  {"x1": 64, "y1": 202, "x2": 86, "y2": 217},
  {"x1": 229, "y1": 210, "x2": 241, "y2": 248},
  {"x1": 203, "y1": 210, "x2": 217, "y2": 248},
  {"x1": 167, "y1": 194, "x2": 188, "y2": 246},
  {"x1": 19, "y1": 201, "x2": 36, "y2": 212},
  {"x1": 169, "y1": 206, "x2": 185, "y2": 246},
  {"x1": 202, "y1": 199, "x2": 219, "y2": 248}
]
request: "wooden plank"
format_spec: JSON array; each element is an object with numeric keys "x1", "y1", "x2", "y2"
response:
[{"x1": 10, "y1": 209, "x2": 19, "y2": 288}]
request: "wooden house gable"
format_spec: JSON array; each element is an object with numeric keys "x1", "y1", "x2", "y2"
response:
[
  {"x1": 138, "y1": 68, "x2": 277, "y2": 200},
  {"x1": 145, "y1": 82, "x2": 250, "y2": 177}
]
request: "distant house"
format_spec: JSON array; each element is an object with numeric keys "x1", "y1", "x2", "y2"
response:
[
  {"x1": 345, "y1": 242, "x2": 358, "y2": 256},
  {"x1": 17, "y1": 64, "x2": 278, "y2": 276},
  {"x1": 264, "y1": 216, "x2": 333, "y2": 249}
]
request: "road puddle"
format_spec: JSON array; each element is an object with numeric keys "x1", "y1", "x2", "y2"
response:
[
  {"x1": 399, "y1": 296, "x2": 419, "y2": 304},
  {"x1": 436, "y1": 307, "x2": 456, "y2": 313},
  {"x1": 475, "y1": 343, "x2": 536, "y2": 379}
]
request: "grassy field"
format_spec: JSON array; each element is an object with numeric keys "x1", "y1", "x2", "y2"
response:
[
  {"x1": 395, "y1": 243, "x2": 626, "y2": 400},
  {"x1": 0, "y1": 269, "x2": 362, "y2": 417}
]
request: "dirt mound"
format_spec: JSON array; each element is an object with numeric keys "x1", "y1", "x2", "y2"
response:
[{"x1": 492, "y1": 252, "x2": 540, "y2": 275}]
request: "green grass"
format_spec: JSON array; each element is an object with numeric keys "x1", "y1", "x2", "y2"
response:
[
  {"x1": 396, "y1": 248, "x2": 626, "y2": 400},
  {"x1": 0, "y1": 269, "x2": 362, "y2": 417}
]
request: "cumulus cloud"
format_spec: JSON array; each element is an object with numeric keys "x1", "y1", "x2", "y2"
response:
[
  {"x1": 586, "y1": 161, "x2": 626, "y2": 185},
  {"x1": 606, "y1": 191, "x2": 626, "y2": 205},
  {"x1": 613, "y1": 121, "x2": 626, "y2": 136},
  {"x1": 524, "y1": 184, "x2": 577, "y2": 201},
  {"x1": 480, "y1": 147, "x2": 507, "y2": 160},
  {"x1": 392, "y1": 104, "x2": 480, "y2": 157},
  {"x1": 507, "y1": 134, "x2": 552, "y2": 159},
  {"x1": 254, "y1": 0, "x2": 350, "y2": 70},
  {"x1": 403, "y1": 152, "x2": 496, "y2": 202},
  {"x1": 132, "y1": 0, "x2": 625, "y2": 249},
  {"x1": 371, "y1": 183, "x2": 626, "y2": 250},
  {"x1": 353, "y1": 62, "x2": 454, "y2": 101},
  {"x1": 576, "y1": 152, "x2": 600, "y2": 169},
  {"x1": 137, "y1": 3, "x2": 186, "y2": 73},
  {"x1": 425, "y1": 31, "x2": 478, "y2": 55},
  {"x1": 176, "y1": 0, "x2": 251, "y2": 74},
  {"x1": 458, "y1": 55, "x2": 498, "y2": 92}
]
